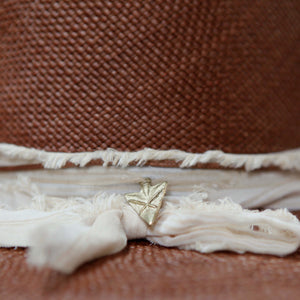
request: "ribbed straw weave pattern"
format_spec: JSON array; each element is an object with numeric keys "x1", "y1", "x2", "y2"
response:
[{"x1": 0, "y1": 0, "x2": 299, "y2": 154}]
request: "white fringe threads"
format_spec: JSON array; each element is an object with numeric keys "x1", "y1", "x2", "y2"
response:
[
  {"x1": 0, "y1": 143, "x2": 300, "y2": 171},
  {"x1": 0, "y1": 177, "x2": 300, "y2": 273}
]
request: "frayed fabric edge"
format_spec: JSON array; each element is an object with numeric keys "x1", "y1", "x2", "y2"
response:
[
  {"x1": 0, "y1": 143, "x2": 300, "y2": 171},
  {"x1": 1, "y1": 177, "x2": 300, "y2": 273}
]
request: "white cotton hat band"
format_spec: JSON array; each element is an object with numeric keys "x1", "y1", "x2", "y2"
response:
[
  {"x1": 0, "y1": 164, "x2": 300, "y2": 273},
  {"x1": 1, "y1": 165, "x2": 300, "y2": 210},
  {"x1": 0, "y1": 144, "x2": 300, "y2": 273}
]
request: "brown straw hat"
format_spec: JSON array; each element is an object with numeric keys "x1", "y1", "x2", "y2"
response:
[{"x1": 0, "y1": 1, "x2": 299, "y2": 299}]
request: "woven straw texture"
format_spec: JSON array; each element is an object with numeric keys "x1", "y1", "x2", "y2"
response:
[
  {"x1": 0, "y1": 0, "x2": 299, "y2": 154},
  {"x1": 1, "y1": 234, "x2": 300, "y2": 300}
]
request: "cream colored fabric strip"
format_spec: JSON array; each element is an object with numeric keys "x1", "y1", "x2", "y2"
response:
[
  {"x1": 0, "y1": 166, "x2": 300, "y2": 273},
  {"x1": 0, "y1": 143, "x2": 300, "y2": 171},
  {"x1": 0, "y1": 183, "x2": 300, "y2": 273},
  {"x1": 1, "y1": 166, "x2": 299, "y2": 209}
]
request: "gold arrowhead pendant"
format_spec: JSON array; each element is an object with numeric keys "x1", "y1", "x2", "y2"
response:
[{"x1": 125, "y1": 178, "x2": 167, "y2": 226}]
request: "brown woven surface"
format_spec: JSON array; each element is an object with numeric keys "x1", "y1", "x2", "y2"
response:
[
  {"x1": 0, "y1": 0, "x2": 299, "y2": 154},
  {"x1": 1, "y1": 212, "x2": 300, "y2": 300}
]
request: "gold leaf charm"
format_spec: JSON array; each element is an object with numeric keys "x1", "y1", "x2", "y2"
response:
[{"x1": 125, "y1": 178, "x2": 167, "y2": 226}]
